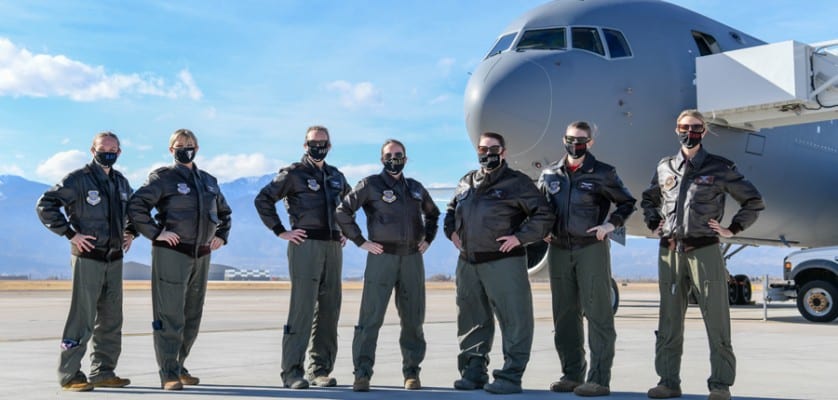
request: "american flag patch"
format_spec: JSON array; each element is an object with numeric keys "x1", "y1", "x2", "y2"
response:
[{"x1": 694, "y1": 175, "x2": 715, "y2": 185}]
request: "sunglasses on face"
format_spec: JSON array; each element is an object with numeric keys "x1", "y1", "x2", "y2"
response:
[
  {"x1": 477, "y1": 145, "x2": 503, "y2": 155},
  {"x1": 306, "y1": 140, "x2": 329, "y2": 148},
  {"x1": 676, "y1": 124, "x2": 705, "y2": 133},
  {"x1": 564, "y1": 136, "x2": 592, "y2": 145},
  {"x1": 383, "y1": 152, "x2": 405, "y2": 161}
]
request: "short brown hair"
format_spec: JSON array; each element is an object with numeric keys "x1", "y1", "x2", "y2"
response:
[
  {"x1": 566, "y1": 121, "x2": 593, "y2": 137},
  {"x1": 380, "y1": 139, "x2": 406, "y2": 156},
  {"x1": 676, "y1": 109, "x2": 705, "y2": 124},
  {"x1": 169, "y1": 129, "x2": 198, "y2": 148},
  {"x1": 305, "y1": 125, "x2": 330, "y2": 142},
  {"x1": 480, "y1": 132, "x2": 506, "y2": 148},
  {"x1": 91, "y1": 131, "x2": 120, "y2": 149}
]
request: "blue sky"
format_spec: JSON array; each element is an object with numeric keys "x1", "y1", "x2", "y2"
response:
[{"x1": 1, "y1": 0, "x2": 836, "y2": 187}]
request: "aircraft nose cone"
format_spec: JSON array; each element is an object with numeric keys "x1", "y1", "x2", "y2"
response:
[{"x1": 464, "y1": 55, "x2": 554, "y2": 158}]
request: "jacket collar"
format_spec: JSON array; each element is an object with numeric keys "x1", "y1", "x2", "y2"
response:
[
  {"x1": 474, "y1": 160, "x2": 508, "y2": 189},
  {"x1": 300, "y1": 155, "x2": 329, "y2": 172},
  {"x1": 674, "y1": 146, "x2": 708, "y2": 170},
  {"x1": 379, "y1": 170, "x2": 404, "y2": 188},
  {"x1": 557, "y1": 152, "x2": 597, "y2": 174}
]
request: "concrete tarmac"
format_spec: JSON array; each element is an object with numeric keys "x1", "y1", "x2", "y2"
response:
[{"x1": 0, "y1": 282, "x2": 834, "y2": 400}]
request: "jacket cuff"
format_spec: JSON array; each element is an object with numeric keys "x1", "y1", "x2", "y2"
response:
[
  {"x1": 352, "y1": 236, "x2": 366, "y2": 247},
  {"x1": 607, "y1": 215, "x2": 624, "y2": 228},
  {"x1": 646, "y1": 219, "x2": 661, "y2": 231},
  {"x1": 271, "y1": 223, "x2": 287, "y2": 236},
  {"x1": 64, "y1": 229, "x2": 77, "y2": 240},
  {"x1": 728, "y1": 222, "x2": 743, "y2": 235}
]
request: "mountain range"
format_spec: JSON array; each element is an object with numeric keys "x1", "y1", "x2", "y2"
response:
[{"x1": 0, "y1": 174, "x2": 788, "y2": 280}]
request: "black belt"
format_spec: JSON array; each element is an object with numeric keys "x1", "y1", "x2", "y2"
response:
[
  {"x1": 153, "y1": 241, "x2": 211, "y2": 258},
  {"x1": 379, "y1": 242, "x2": 419, "y2": 256},
  {"x1": 461, "y1": 247, "x2": 526, "y2": 264},
  {"x1": 294, "y1": 228, "x2": 342, "y2": 242},
  {"x1": 73, "y1": 247, "x2": 123, "y2": 262},
  {"x1": 659, "y1": 236, "x2": 719, "y2": 253}
]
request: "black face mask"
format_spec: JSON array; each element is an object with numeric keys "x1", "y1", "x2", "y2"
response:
[
  {"x1": 174, "y1": 147, "x2": 197, "y2": 164},
  {"x1": 307, "y1": 146, "x2": 329, "y2": 162},
  {"x1": 94, "y1": 151, "x2": 118, "y2": 168},
  {"x1": 564, "y1": 142, "x2": 587, "y2": 159},
  {"x1": 383, "y1": 158, "x2": 405, "y2": 175},
  {"x1": 478, "y1": 154, "x2": 502, "y2": 171},
  {"x1": 678, "y1": 132, "x2": 703, "y2": 149}
]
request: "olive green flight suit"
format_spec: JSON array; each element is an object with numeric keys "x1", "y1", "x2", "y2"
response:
[
  {"x1": 353, "y1": 252, "x2": 425, "y2": 379},
  {"x1": 151, "y1": 246, "x2": 211, "y2": 382},
  {"x1": 282, "y1": 238, "x2": 343, "y2": 382},
  {"x1": 456, "y1": 255, "x2": 534, "y2": 386},
  {"x1": 58, "y1": 256, "x2": 124, "y2": 385},
  {"x1": 548, "y1": 240, "x2": 615, "y2": 386},
  {"x1": 655, "y1": 244, "x2": 735, "y2": 391}
]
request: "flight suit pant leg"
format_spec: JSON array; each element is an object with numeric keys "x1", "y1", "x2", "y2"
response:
[
  {"x1": 686, "y1": 245, "x2": 736, "y2": 391},
  {"x1": 151, "y1": 247, "x2": 192, "y2": 382},
  {"x1": 575, "y1": 241, "x2": 616, "y2": 387},
  {"x1": 58, "y1": 256, "x2": 106, "y2": 386},
  {"x1": 307, "y1": 240, "x2": 342, "y2": 378},
  {"x1": 177, "y1": 253, "x2": 210, "y2": 371},
  {"x1": 394, "y1": 252, "x2": 426, "y2": 379},
  {"x1": 480, "y1": 256, "x2": 534, "y2": 386},
  {"x1": 282, "y1": 239, "x2": 341, "y2": 382},
  {"x1": 455, "y1": 258, "x2": 492, "y2": 384},
  {"x1": 352, "y1": 253, "x2": 398, "y2": 379},
  {"x1": 548, "y1": 244, "x2": 586, "y2": 383},
  {"x1": 654, "y1": 246, "x2": 690, "y2": 390},
  {"x1": 89, "y1": 258, "x2": 124, "y2": 382}
]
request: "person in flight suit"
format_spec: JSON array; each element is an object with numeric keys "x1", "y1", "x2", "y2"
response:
[
  {"x1": 128, "y1": 128, "x2": 232, "y2": 391},
  {"x1": 335, "y1": 139, "x2": 440, "y2": 392},
  {"x1": 36, "y1": 131, "x2": 135, "y2": 392},
  {"x1": 254, "y1": 125, "x2": 351, "y2": 389},
  {"x1": 444, "y1": 132, "x2": 554, "y2": 395},
  {"x1": 537, "y1": 121, "x2": 636, "y2": 397},
  {"x1": 641, "y1": 110, "x2": 764, "y2": 400}
]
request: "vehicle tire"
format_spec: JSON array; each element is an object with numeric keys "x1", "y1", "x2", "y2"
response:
[
  {"x1": 796, "y1": 280, "x2": 838, "y2": 323},
  {"x1": 727, "y1": 275, "x2": 740, "y2": 305},
  {"x1": 734, "y1": 274, "x2": 751, "y2": 305},
  {"x1": 610, "y1": 278, "x2": 620, "y2": 315}
]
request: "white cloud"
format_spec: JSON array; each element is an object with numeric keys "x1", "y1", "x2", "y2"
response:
[
  {"x1": 326, "y1": 80, "x2": 382, "y2": 109},
  {"x1": 35, "y1": 150, "x2": 89, "y2": 182},
  {"x1": 337, "y1": 163, "x2": 381, "y2": 184},
  {"x1": 437, "y1": 57, "x2": 456, "y2": 75},
  {"x1": 197, "y1": 153, "x2": 284, "y2": 182},
  {"x1": 205, "y1": 106, "x2": 217, "y2": 119},
  {"x1": 0, "y1": 164, "x2": 24, "y2": 176},
  {"x1": 0, "y1": 37, "x2": 202, "y2": 101},
  {"x1": 429, "y1": 94, "x2": 450, "y2": 105},
  {"x1": 61, "y1": 137, "x2": 70, "y2": 145}
]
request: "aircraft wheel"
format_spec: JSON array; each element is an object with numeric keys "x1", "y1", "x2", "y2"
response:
[
  {"x1": 734, "y1": 274, "x2": 751, "y2": 305},
  {"x1": 610, "y1": 278, "x2": 619, "y2": 315},
  {"x1": 796, "y1": 280, "x2": 838, "y2": 323},
  {"x1": 727, "y1": 275, "x2": 740, "y2": 305}
]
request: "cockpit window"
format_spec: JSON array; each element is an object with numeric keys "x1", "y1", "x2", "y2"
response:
[
  {"x1": 486, "y1": 33, "x2": 517, "y2": 58},
  {"x1": 571, "y1": 27, "x2": 605, "y2": 56},
  {"x1": 516, "y1": 28, "x2": 566, "y2": 51},
  {"x1": 603, "y1": 29, "x2": 632, "y2": 58},
  {"x1": 692, "y1": 31, "x2": 721, "y2": 56}
]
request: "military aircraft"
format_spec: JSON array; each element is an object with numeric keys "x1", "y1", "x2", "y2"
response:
[{"x1": 463, "y1": 0, "x2": 838, "y2": 309}]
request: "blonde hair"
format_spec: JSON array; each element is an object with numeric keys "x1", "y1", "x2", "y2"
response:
[
  {"x1": 169, "y1": 129, "x2": 198, "y2": 148},
  {"x1": 676, "y1": 109, "x2": 705, "y2": 124},
  {"x1": 91, "y1": 131, "x2": 120, "y2": 149}
]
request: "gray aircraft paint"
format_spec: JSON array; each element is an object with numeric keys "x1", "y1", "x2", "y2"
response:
[{"x1": 465, "y1": 0, "x2": 838, "y2": 249}]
